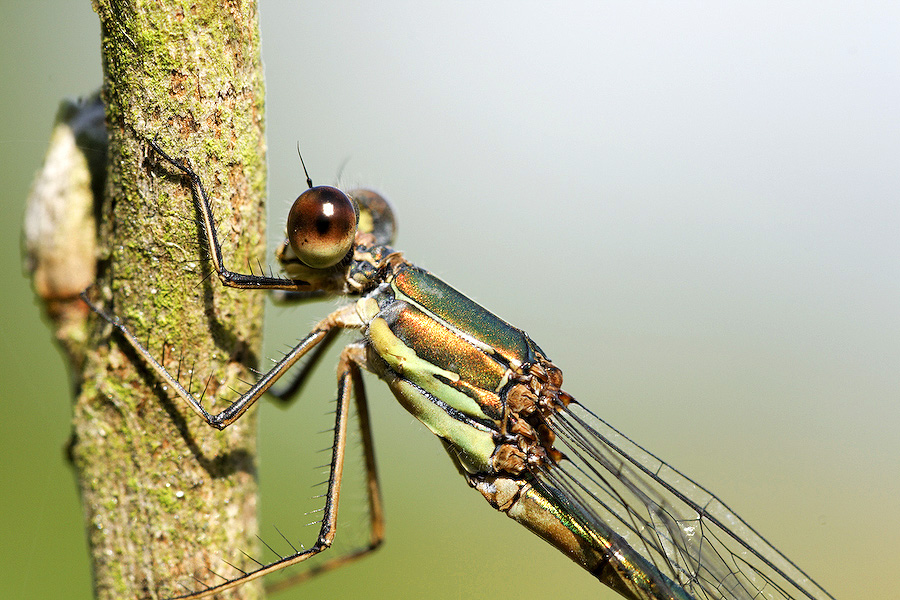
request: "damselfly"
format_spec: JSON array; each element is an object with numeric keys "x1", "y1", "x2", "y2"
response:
[{"x1": 83, "y1": 140, "x2": 835, "y2": 600}]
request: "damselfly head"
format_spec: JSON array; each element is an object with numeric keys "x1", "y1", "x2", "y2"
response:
[
  {"x1": 284, "y1": 143, "x2": 396, "y2": 274},
  {"x1": 276, "y1": 184, "x2": 397, "y2": 291},
  {"x1": 275, "y1": 145, "x2": 398, "y2": 287}
]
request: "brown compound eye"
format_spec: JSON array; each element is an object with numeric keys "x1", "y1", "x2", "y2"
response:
[{"x1": 286, "y1": 186, "x2": 358, "y2": 269}]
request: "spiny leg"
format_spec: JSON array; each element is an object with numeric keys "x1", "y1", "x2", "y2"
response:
[
  {"x1": 82, "y1": 292, "x2": 362, "y2": 429},
  {"x1": 173, "y1": 343, "x2": 369, "y2": 599},
  {"x1": 268, "y1": 327, "x2": 342, "y2": 405},
  {"x1": 147, "y1": 139, "x2": 307, "y2": 291},
  {"x1": 266, "y1": 343, "x2": 385, "y2": 594}
]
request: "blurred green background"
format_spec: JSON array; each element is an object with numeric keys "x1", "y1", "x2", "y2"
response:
[{"x1": 2, "y1": 2, "x2": 897, "y2": 599}]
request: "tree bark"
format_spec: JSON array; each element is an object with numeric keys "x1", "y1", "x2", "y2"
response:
[{"x1": 69, "y1": 2, "x2": 266, "y2": 598}]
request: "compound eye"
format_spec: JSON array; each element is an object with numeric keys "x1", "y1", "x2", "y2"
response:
[{"x1": 286, "y1": 186, "x2": 358, "y2": 269}]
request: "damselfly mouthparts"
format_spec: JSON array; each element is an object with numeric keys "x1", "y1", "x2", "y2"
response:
[{"x1": 83, "y1": 140, "x2": 835, "y2": 600}]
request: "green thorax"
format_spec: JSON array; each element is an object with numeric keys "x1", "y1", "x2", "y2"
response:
[{"x1": 357, "y1": 264, "x2": 554, "y2": 474}]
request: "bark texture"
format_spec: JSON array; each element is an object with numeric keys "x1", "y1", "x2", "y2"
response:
[{"x1": 68, "y1": 2, "x2": 266, "y2": 598}]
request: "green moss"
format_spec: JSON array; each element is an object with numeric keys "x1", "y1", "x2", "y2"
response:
[{"x1": 153, "y1": 485, "x2": 179, "y2": 511}]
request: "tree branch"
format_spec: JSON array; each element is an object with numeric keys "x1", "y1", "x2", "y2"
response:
[{"x1": 28, "y1": 2, "x2": 268, "y2": 598}]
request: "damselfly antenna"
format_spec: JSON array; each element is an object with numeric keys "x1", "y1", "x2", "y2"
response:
[{"x1": 296, "y1": 142, "x2": 313, "y2": 189}]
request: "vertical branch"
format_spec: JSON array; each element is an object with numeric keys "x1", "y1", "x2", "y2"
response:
[{"x1": 70, "y1": 2, "x2": 265, "y2": 598}]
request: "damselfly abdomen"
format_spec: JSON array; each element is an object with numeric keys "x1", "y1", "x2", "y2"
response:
[{"x1": 83, "y1": 140, "x2": 835, "y2": 600}]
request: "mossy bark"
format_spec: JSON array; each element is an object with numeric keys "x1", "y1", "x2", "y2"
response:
[{"x1": 71, "y1": 2, "x2": 267, "y2": 598}]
